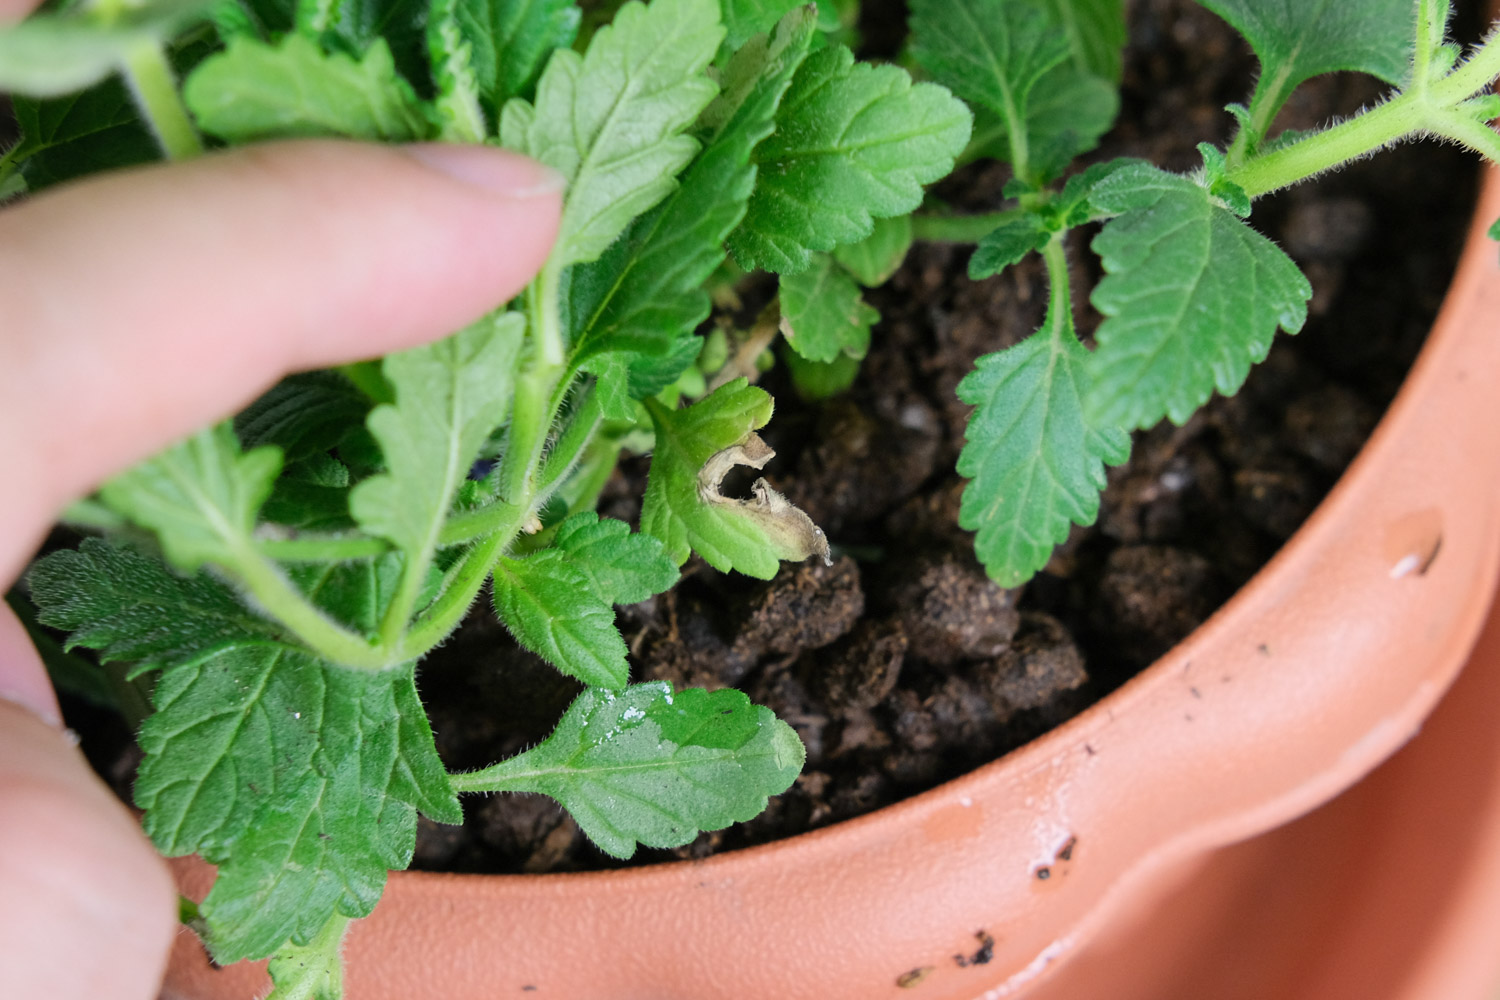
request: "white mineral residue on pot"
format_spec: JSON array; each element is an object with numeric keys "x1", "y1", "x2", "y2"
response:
[{"x1": 980, "y1": 938, "x2": 1073, "y2": 998}]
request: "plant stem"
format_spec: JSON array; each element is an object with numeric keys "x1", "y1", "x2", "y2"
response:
[
  {"x1": 1040, "y1": 232, "x2": 1072, "y2": 333},
  {"x1": 258, "y1": 535, "x2": 391, "y2": 561},
  {"x1": 119, "y1": 38, "x2": 202, "y2": 161},
  {"x1": 911, "y1": 208, "x2": 1026, "y2": 244},
  {"x1": 1225, "y1": 61, "x2": 1296, "y2": 169},
  {"x1": 229, "y1": 543, "x2": 390, "y2": 669},
  {"x1": 399, "y1": 531, "x2": 510, "y2": 657}
]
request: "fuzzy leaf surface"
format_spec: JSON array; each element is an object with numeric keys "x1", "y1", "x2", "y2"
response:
[
  {"x1": 186, "y1": 657, "x2": 459, "y2": 962},
  {"x1": 1195, "y1": 0, "x2": 1413, "y2": 93},
  {"x1": 719, "y1": 0, "x2": 800, "y2": 49},
  {"x1": 349, "y1": 314, "x2": 523, "y2": 562},
  {"x1": 958, "y1": 319, "x2": 1129, "y2": 587},
  {"x1": 99, "y1": 423, "x2": 280, "y2": 572},
  {"x1": 235, "y1": 372, "x2": 371, "y2": 462},
  {"x1": 551, "y1": 511, "x2": 680, "y2": 604},
  {"x1": 728, "y1": 43, "x2": 971, "y2": 273},
  {"x1": 963, "y1": 63, "x2": 1118, "y2": 180},
  {"x1": 500, "y1": 0, "x2": 723, "y2": 267},
  {"x1": 27, "y1": 539, "x2": 277, "y2": 670},
  {"x1": 7, "y1": 84, "x2": 156, "y2": 191},
  {"x1": 265, "y1": 915, "x2": 347, "y2": 1000},
  {"x1": 567, "y1": 7, "x2": 815, "y2": 369},
  {"x1": 969, "y1": 213, "x2": 1050, "y2": 279},
  {"x1": 492, "y1": 550, "x2": 630, "y2": 688},
  {"x1": 641, "y1": 379, "x2": 828, "y2": 579},
  {"x1": 908, "y1": 0, "x2": 1068, "y2": 154},
  {"x1": 474, "y1": 682, "x2": 804, "y2": 857},
  {"x1": 1040, "y1": 0, "x2": 1125, "y2": 81},
  {"x1": 778, "y1": 253, "x2": 879, "y2": 362},
  {"x1": 1085, "y1": 164, "x2": 1311, "y2": 429},
  {"x1": 832, "y1": 213, "x2": 912, "y2": 287},
  {"x1": 456, "y1": 0, "x2": 580, "y2": 107},
  {"x1": 183, "y1": 34, "x2": 427, "y2": 142}
]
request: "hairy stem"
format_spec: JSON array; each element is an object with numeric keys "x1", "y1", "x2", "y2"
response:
[
  {"x1": 119, "y1": 38, "x2": 203, "y2": 161},
  {"x1": 228, "y1": 543, "x2": 389, "y2": 669},
  {"x1": 911, "y1": 208, "x2": 1027, "y2": 243}
]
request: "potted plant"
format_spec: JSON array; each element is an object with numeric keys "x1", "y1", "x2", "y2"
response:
[{"x1": 4, "y1": 0, "x2": 1500, "y2": 996}]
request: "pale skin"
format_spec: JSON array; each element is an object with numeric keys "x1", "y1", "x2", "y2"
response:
[{"x1": 0, "y1": 0, "x2": 562, "y2": 991}]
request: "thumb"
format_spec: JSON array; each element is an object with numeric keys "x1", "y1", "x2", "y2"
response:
[{"x1": 0, "y1": 604, "x2": 177, "y2": 1000}]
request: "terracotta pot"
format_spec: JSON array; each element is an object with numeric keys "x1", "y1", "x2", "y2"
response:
[{"x1": 162, "y1": 170, "x2": 1500, "y2": 1000}]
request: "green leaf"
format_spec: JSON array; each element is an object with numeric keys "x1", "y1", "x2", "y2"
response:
[
  {"x1": 500, "y1": 0, "x2": 724, "y2": 268},
  {"x1": 969, "y1": 213, "x2": 1050, "y2": 279},
  {"x1": 265, "y1": 914, "x2": 348, "y2": 1000},
  {"x1": 322, "y1": 0, "x2": 431, "y2": 89},
  {"x1": 99, "y1": 423, "x2": 281, "y2": 572},
  {"x1": 550, "y1": 511, "x2": 680, "y2": 604},
  {"x1": 1021, "y1": 64, "x2": 1119, "y2": 179},
  {"x1": 183, "y1": 34, "x2": 428, "y2": 142},
  {"x1": 6, "y1": 84, "x2": 156, "y2": 191},
  {"x1": 27, "y1": 539, "x2": 278, "y2": 670},
  {"x1": 566, "y1": 5, "x2": 816, "y2": 368},
  {"x1": 427, "y1": 0, "x2": 488, "y2": 142},
  {"x1": 778, "y1": 253, "x2": 879, "y2": 362},
  {"x1": 957, "y1": 312, "x2": 1129, "y2": 587},
  {"x1": 471, "y1": 681, "x2": 804, "y2": 857},
  {"x1": 0, "y1": 0, "x2": 212, "y2": 96},
  {"x1": 492, "y1": 550, "x2": 630, "y2": 688},
  {"x1": 1195, "y1": 0, "x2": 1414, "y2": 96},
  {"x1": 349, "y1": 313, "x2": 523, "y2": 563},
  {"x1": 1039, "y1": 0, "x2": 1125, "y2": 81},
  {"x1": 261, "y1": 456, "x2": 355, "y2": 533},
  {"x1": 783, "y1": 345, "x2": 860, "y2": 399},
  {"x1": 455, "y1": 0, "x2": 580, "y2": 107},
  {"x1": 728, "y1": 42, "x2": 971, "y2": 273},
  {"x1": 641, "y1": 379, "x2": 829, "y2": 579},
  {"x1": 908, "y1": 0, "x2": 1068, "y2": 150},
  {"x1": 286, "y1": 553, "x2": 410, "y2": 636},
  {"x1": 719, "y1": 0, "x2": 799, "y2": 49},
  {"x1": 182, "y1": 658, "x2": 458, "y2": 962},
  {"x1": 236, "y1": 372, "x2": 372, "y2": 461},
  {"x1": 1085, "y1": 164, "x2": 1312, "y2": 430},
  {"x1": 832, "y1": 213, "x2": 912, "y2": 287}
]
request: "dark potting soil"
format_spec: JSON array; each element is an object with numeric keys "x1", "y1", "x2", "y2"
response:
[{"x1": 37, "y1": 0, "x2": 1482, "y2": 875}]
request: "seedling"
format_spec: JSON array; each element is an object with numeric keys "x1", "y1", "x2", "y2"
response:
[
  {"x1": 1, "y1": 0, "x2": 969, "y2": 993},
  {"x1": 3, "y1": 0, "x2": 1500, "y2": 996}
]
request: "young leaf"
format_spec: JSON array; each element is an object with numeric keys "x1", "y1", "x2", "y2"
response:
[
  {"x1": 641, "y1": 379, "x2": 829, "y2": 579},
  {"x1": 720, "y1": 0, "x2": 800, "y2": 50},
  {"x1": 1020, "y1": 64, "x2": 1119, "y2": 179},
  {"x1": 455, "y1": 0, "x2": 581, "y2": 108},
  {"x1": 958, "y1": 309, "x2": 1129, "y2": 587},
  {"x1": 286, "y1": 552, "x2": 412, "y2": 637},
  {"x1": 778, "y1": 253, "x2": 879, "y2": 363},
  {"x1": 492, "y1": 550, "x2": 631, "y2": 688},
  {"x1": 189, "y1": 660, "x2": 459, "y2": 963},
  {"x1": 349, "y1": 313, "x2": 523, "y2": 567},
  {"x1": 99, "y1": 423, "x2": 281, "y2": 572},
  {"x1": 322, "y1": 0, "x2": 430, "y2": 88},
  {"x1": 728, "y1": 43, "x2": 971, "y2": 273},
  {"x1": 1084, "y1": 164, "x2": 1312, "y2": 430},
  {"x1": 969, "y1": 213, "x2": 1050, "y2": 279},
  {"x1": 183, "y1": 34, "x2": 428, "y2": 142},
  {"x1": 1039, "y1": 0, "x2": 1125, "y2": 82},
  {"x1": 908, "y1": 0, "x2": 1068, "y2": 168},
  {"x1": 832, "y1": 213, "x2": 913, "y2": 287},
  {"x1": 427, "y1": 0, "x2": 488, "y2": 142},
  {"x1": 1195, "y1": 0, "x2": 1414, "y2": 99},
  {"x1": 265, "y1": 914, "x2": 348, "y2": 1000},
  {"x1": 783, "y1": 346, "x2": 860, "y2": 399},
  {"x1": 465, "y1": 682, "x2": 804, "y2": 857},
  {"x1": 27, "y1": 539, "x2": 278, "y2": 670},
  {"x1": 500, "y1": 0, "x2": 724, "y2": 268},
  {"x1": 550, "y1": 511, "x2": 680, "y2": 604},
  {"x1": 566, "y1": 6, "x2": 816, "y2": 370}
]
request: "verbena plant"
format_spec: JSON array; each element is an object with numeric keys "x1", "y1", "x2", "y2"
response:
[{"x1": 2, "y1": 0, "x2": 1499, "y2": 995}]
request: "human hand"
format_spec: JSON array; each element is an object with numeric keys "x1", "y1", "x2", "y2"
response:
[{"x1": 0, "y1": 117, "x2": 561, "y2": 999}]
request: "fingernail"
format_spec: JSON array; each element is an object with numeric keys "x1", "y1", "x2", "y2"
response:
[
  {"x1": 404, "y1": 144, "x2": 566, "y2": 199},
  {"x1": 0, "y1": 691, "x2": 63, "y2": 729}
]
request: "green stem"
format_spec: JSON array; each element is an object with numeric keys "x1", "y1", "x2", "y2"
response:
[
  {"x1": 1225, "y1": 62, "x2": 1296, "y2": 169},
  {"x1": 1039, "y1": 232, "x2": 1072, "y2": 334},
  {"x1": 257, "y1": 535, "x2": 390, "y2": 561},
  {"x1": 400, "y1": 531, "x2": 510, "y2": 657},
  {"x1": 1431, "y1": 31, "x2": 1500, "y2": 106},
  {"x1": 911, "y1": 208, "x2": 1027, "y2": 243},
  {"x1": 119, "y1": 38, "x2": 202, "y2": 161},
  {"x1": 228, "y1": 544, "x2": 389, "y2": 669}
]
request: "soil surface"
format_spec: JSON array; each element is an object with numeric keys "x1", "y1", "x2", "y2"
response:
[{"x1": 36, "y1": 0, "x2": 1482, "y2": 874}]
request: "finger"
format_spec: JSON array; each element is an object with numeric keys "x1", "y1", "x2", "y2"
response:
[
  {"x1": 0, "y1": 140, "x2": 561, "y2": 582},
  {"x1": 0, "y1": 607, "x2": 176, "y2": 1000},
  {"x1": 0, "y1": 0, "x2": 41, "y2": 24}
]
